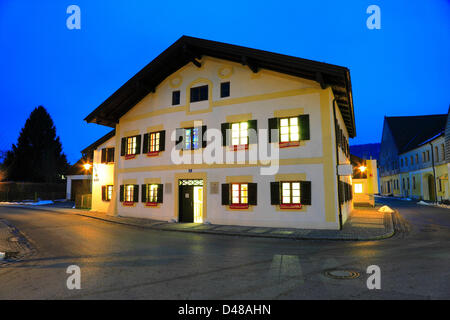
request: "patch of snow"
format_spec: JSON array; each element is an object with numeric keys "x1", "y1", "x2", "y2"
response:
[
  {"x1": 0, "y1": 200, "x2": 54, "y2": 206},
  {"x1": 378, "y1": 205, "x2": 394, "y2": 213},
  {"x1": 417, "y1": 201, "x2": 431, "y2": 206}
]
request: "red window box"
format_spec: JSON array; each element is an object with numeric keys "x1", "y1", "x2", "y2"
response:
[
  {"x1": 146, "y1": 151, "x2": 160, "y2": 157},
  {"x1": 125, "y1": 154, "x2": 136, "y2": 160},
  {"x1": 123, "y1": 201, "x2": 135, "y2": 206},
  {"x1": 279, "y1": 141, "x2": 300, "y2": 148},
  {"x1": 145, "y1": 202, "x2": 158, "y2": 207},
  {"x1": 229, "y1": 144, "x2": 249, "y2": 151},
  {"x1": 280, "y1": 203, "x2": 302, "y2": 209},
  {"x1": 229, "y1": 203, "x2": 249, "y2": 209}
]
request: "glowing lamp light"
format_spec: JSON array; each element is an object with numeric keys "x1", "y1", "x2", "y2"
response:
[
  {"x1": 83, "y1": 163, "x2": 92, "y2": 171},
  {"x1": 359, "y1": 166, "x2": 367, "y2": 173}
]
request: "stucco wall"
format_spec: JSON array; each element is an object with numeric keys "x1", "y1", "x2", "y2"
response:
[{"x1": 91, "y1": 56, "x2": 346, "y2": 229}]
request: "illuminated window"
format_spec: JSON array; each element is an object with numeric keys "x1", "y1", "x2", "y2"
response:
[
  {"x1": 125, "y1": 185, "x2": 134, "y2": 202},
  {"x1": 184, "y1": 128, "x2": 200, "y2": 150},
  {"x1": 231, "y1": 183, "x2": 248, "y2": 204},
  {"x1": 279, "y1": 117, "x2": 299, "y2": 143},
  {"x1": 107, "y1": 185, "x2": 113, "y2": 200},
  {"x1": 126, "y1": 136, "x2": 137, "y2": 155},
  {"x1": 281, "y1": 182, "x2": 301, "y2": 204},
  {"x1": 146, "y1": 184, "x2": 159, "y2": 203},
  {"x1": 354, "y1": 183, "x2": 363, "y2": 194},
  {"x1": 231, "y1": 122, "x2": 248, "y2": 146},
  {"x1": 149, "y1": 132, "x2": 160, "y2": 152}
]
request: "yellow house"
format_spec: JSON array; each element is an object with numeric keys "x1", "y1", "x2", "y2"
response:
[
  {"x1": 351, "y1": 155, "x2": 378, "y2": 206},
  {"x1": 83, "y1": 36, "x2": 356, "y2": 230}
]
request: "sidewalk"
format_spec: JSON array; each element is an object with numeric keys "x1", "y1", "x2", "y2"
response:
[{"x1": 2, "y1": 204, "x2": 395, "y2": 241}]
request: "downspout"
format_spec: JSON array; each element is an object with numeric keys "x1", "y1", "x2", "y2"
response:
[
  {"x1": 332, "y1": 99, "x2": 343, "y2": 230},
  {"x1": 430, "y1": 142, "x2": 438, "y2": 203}
]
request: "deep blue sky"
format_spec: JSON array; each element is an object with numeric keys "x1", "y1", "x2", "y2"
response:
[{"x1": 1, "y1": 0, "x2": 449, "y2": 164}]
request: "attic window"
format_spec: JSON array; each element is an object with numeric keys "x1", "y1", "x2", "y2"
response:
[
  {"x1": 220, "y1": 82, "x2": 230, "y2": 98},
  {"x1": 190, "y1": 85, "x2": 208, "y2": 103},
  {"x1": 172, "y1": 91, "x2": 180, "y2": 105}
]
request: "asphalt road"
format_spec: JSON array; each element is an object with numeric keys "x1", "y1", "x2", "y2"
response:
[{"x1": 0, "y1": 198, "x2": 449, "y2": 299}]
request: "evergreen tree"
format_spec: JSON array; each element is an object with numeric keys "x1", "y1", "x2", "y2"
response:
[{"x1": 3, "y1": 106, "x2": 69, "y2": 182}]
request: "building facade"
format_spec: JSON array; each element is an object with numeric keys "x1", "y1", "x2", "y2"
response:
[
  {"x1": 84, "y1": 36, "x2": 356, "y2": 230},
  {"x1": 351, "y1": 154, "x2": 378, "y2": 206},
  {"x1": 379, "y1": 112, "x2": 449, "y2": 202}
]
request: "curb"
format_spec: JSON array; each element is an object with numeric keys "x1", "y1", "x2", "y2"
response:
[{"x1": 0, "y1": 204, "x2": 396, "y2": 242}]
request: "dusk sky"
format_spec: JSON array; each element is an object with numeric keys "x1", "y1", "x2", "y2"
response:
[{"x1": 1, "y1": 0, "x2": 449, "y2": 164}]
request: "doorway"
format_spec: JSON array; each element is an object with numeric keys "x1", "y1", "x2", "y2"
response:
[{"x1": 178, "y1": 179, "x2": 203, "y2": 223}]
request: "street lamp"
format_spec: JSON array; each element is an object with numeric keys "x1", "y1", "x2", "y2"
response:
[
  {"x1": 82, "y1": 163, "x2": 92, "y2": 171},
  {"x1": 359, "y1": 165, "x2": 367, "y2": 173}
]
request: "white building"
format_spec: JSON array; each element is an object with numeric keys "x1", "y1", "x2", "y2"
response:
[{"x1": 83, "y1": 36, "x2": 356, "y2": 230}]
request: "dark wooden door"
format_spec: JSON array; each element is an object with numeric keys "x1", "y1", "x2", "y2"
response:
[{"x1": 179, "y1": 185, "x2": 194, "y2": 222}]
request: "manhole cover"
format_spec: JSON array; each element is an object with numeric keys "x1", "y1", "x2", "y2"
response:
[
  {"x1": 324, "y1": 269, "x2": 360, "y2": 279},
  {"x1": 8, "y1": 236, "x2": 20, "y2": 242}
]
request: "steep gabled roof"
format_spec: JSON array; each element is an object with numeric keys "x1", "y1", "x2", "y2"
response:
[
  {"x1": 385, "y1": 114, "x2": 446, "y2": 154},
  {"x1": 84, "y1": 36, "x2": 356, "y2": 137},
  {"x1": 81, "y1": 129, "x2": 115, "y2": 154}
]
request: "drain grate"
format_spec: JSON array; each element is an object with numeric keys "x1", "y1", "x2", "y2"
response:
[{"x1": 324, "y1": 269, "x2": 360, "y2": 279}]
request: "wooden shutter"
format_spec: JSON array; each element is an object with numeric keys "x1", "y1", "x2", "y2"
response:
[
  {"x1": 133, "y1": 185, "x2": 139, "y2": 202},
  {"x1": 121, "y1": 138, "x2": 126, "y2": 156},
  {"x1": 119, "y1": 185, "x2": 124, "y2": 202},
  {"x1": 270, "y1": 182, "x2": 280, "y2": 205},
  {"x1": 221, "y1": 123, "x2": 230, "y2": 146},
  {"x1": 159, "y1": 131, "x2": 166, "y2": 151},
  {"x1": 101, "y1": 149, "x2": 107, "y2": 163},
  {"x1": 300, "y1": 181, "x2": 312, "y2": 205},
  {"x1": 142, "y1": 133, "x2": 149, "y2": 154},
  {"x1": 221, "y1": 184, "x2": 230, "y2": 205},
  {"x1": 248, "y1": 120, "x2": 258, "y2": 145},
  {"x1": 299, "y1": 115, "x2": 310, "y2": 140},
  {"x1": 175, "y1": 128, "x2": 184, "y2": 150},
  {"x1": 101, "y1": 186, "x2": 106, "y2": 201},
  {"x1": 248, "y1": 183, "x2": 257, "y2": 205},
  {"x1": 135, "y1": 135, "x2": 141, "y2": 154},
  {"x1": 157, "y1": 184, "x2": 164, "y2": 203},
  {"x1": 141, "y1": 184, "x2": 147, "y2": 203},
  {"x1": 107, "y1": 148, "x2": 115, "y2": 163},
  {"x1": 201, "y1": 125, "x2": 207, "y2": 148},
  {"x1": 268, "y1": 118, "x2": 279, "y2": 143}
]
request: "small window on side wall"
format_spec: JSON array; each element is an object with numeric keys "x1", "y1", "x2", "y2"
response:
[
  {"x1": 101, "y1": 185, "x2": 113, "y2": 201},
  {"x1": 220, "y1": 82, "x2": 230, "y2": 98},
  {"x1": 172, "y1": 91, "x2": 180, "y2": 105}
]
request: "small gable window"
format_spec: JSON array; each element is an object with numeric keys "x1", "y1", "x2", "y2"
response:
[
  {"x1": 172, "y1": 90, "x2": 180, "y2": 105},
  {"x1": 190, "y1": 85, "x2": 208, "y2": 103},
  {"x1": 220, "y1": 82, "x2": 230, "y2": 98}
]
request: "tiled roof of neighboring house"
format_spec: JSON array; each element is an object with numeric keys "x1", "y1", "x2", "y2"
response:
[
  {"x1": 386, "y1": 114, "x2": 447, "y2": 154},
  {"x1": 81, "y1": 129, "x2": 116, "y2": 155},
  {"x1": 65, "y1": 158, "x2": 91, "y2": 176},
  {"x1": 84, "y1": 36, "x2": 356, "y2": 137}
]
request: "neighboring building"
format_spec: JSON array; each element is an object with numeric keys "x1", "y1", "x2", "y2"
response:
[
  {"x1": 350, "y1": 143, "x2": 380, "y2": 160},
  {"x1": 82, "y1": 36, "x2": 356, "y2": 230},
  {"x1": 379, "y1": 112, "x2": 449, "y2": 201},
  {"x1": 351, "y1": 154, "x2": 378, "y2": 206}
]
